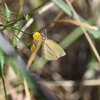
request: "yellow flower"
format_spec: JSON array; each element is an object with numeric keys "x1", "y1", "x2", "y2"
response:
[
  {"x1": 33, "y1": 32, "x2": 41, "y2": 42},
  {"x1": 30, "y1": 44, "x2": 36, "y2": 51},
  {"x1": 23, "y1": 14, "x2": 30, "y2": 20},
  {"x1": 27, "y1": 44, "x2": 36, "y2": 51}
]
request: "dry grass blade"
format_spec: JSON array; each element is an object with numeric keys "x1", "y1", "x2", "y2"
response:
[
  {"x1": 27, "y1": 41, "x2": 42, "y2": 68},
  {"x1": 47, "y1": 11, "x2": 64, "y2": 31},
  {"x1": 54, "y1": 19, "x2": 97, "y2": 30},
  {"x1": 42, "y1": 79, "x2": 100, "y2": 87},
  {"x1": 24, "y1": 79, "x2": 34, "y2": 100},
  {"x1": 18, "y1": 18, "x2": 34, "y2": 41}
]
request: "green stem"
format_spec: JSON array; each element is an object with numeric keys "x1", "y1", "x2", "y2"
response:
[
  {"x1": 13, "y1": 33, "x2": 27, "y2": 46},
  {"x1": 0, "y1": 66, "x2": 8, "y2": 100},
  {"x1": 2, "y1": 0, "x2": 50, "y2": 31},
  {"x1": 11, "y1": 26, "x2": 31, "y2": 35},
  {"x1": 2, "y1": 25, "x2": 31, "y2": 47},
  {"x1": 28, "y1": 0, "x2": 50, "y2": 16}
]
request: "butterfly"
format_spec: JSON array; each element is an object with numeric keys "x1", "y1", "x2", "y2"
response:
[{"x1": 41, "y1": 30, "x2": 66, "y2": 60}]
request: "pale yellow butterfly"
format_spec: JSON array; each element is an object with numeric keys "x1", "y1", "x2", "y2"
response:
[{"x1": 41, "y1": 30, "x2": 66, "y2": 60}]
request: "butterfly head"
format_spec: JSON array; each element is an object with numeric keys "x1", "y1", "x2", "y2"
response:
[{"x1": 41, "y1": 29, "x2": 47, "y2": 42}]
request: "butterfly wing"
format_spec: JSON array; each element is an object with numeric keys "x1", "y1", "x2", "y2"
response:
[{"x1": 42, "y1": 39, "x2": 66, "y2": 60}]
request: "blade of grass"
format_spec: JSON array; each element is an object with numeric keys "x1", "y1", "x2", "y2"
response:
[{"x1": 24, "y1": 79, "x2": 32, "y2": 100}]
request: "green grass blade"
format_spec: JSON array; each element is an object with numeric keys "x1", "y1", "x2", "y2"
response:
[
  {"x1": 0, "y1": 49, "x2": 4, "y2": 69},
  {"x1": 4, "y1": 3, "x2": 10, "y2": 22}
]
